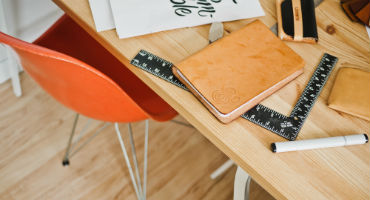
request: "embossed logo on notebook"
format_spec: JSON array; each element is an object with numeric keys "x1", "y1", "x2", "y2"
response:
[{"x1": 212, "y1": 88, "x2": 240, "y2": 104}]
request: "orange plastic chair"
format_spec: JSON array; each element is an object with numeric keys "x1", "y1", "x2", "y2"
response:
[{"x1": 0, "y1": 14, "x2": 177, "y2": 199}]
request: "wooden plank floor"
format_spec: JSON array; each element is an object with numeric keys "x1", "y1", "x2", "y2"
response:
[{"x1": 0, "y1": 73, "x2": 274, "y2": 200}]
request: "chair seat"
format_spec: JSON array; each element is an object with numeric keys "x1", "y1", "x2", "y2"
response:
[{"x1": 33, "y1": 15, "x2": 177, "y2": 122}]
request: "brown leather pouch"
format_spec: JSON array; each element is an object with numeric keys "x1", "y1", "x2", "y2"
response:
[
  {"x1": 328, "y1": 67, "x2": 370, "y2": 121},
  {"x1": 341, "y1": 0, "x2": 370, "y2": 27},
  {"x1": 276, "y1": 0, "x2": 318, "y2": 43}
]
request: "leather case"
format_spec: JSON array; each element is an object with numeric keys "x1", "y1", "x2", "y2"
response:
[
  {"x1": 328, "y1": 67, "x2": 370, "y2": 121},
  {"x1": 276, "y1": 0, "x2": 318, "y2": 43},
  {"x1": 172, "y1": 20, "x2": 305, "y2": 123},
  {"x1": 341, "y1": 0, "x2": 370, "y2": 27},
  {"x1": 341, "y1": 0, "x2": 361, "y2": 22}
]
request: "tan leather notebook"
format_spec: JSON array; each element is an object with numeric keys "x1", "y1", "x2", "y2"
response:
[{"x1": 172, "y1": 20, "x2": 305, "y2": 123}]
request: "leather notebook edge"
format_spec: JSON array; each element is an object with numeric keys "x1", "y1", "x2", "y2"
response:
[{"x1": 172, "y1": 66, "x2": 305, "y2": 123}]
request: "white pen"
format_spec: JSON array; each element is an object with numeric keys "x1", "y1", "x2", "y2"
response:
[{"x1": 271, "y1": 134, "x2": 369, "y2": 153}]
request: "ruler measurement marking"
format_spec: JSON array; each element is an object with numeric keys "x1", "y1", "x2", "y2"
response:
[{"x1": 130, "y1": 50, "x2": 337, "y2": 140}]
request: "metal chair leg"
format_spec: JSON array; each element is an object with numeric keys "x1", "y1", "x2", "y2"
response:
[
  {"x1": 68, "y1": 122, "x2": 109, "y2": 158},
  {"x1": 63, "y1": 116, "x2": 150, "y2": 200},
  {"x1": 115, "y1": 121, "x2": 149, "y2": 200},
  {"x1": 128, "y1": 123, "x2": 144, "y2": 198},
  {"x1": 115, "y1": 123, "x2": 141, "y2": 200},
  {"x1": 143, "y1": 120, "x2": 149, "y2": 198},
  {"x1": 62, "y1": 113, "x2": 80, "y2": 166},
  {"x1": 62, "y1": 113, "x2": 108, "y2": 166}
]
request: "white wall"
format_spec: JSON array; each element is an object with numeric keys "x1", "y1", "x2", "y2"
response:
[
  {"x1": 0, "y1": 0, "x2": 64, "y2": 83},
  {"x1": 2, "y1": 0, "x2": 64, "y2": 41}
]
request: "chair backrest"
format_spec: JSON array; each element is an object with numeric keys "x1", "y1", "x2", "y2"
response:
[{"x1": 0, "y1": 32, "x2": 149, "y2": 122}]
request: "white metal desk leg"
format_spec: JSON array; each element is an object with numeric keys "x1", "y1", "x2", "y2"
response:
[
  {"x1": 234, "y1": 166, "x2": 251, "y2": 200},
  {"x1": 210, "y1": 159, "x2": 234, "y2": 179}
]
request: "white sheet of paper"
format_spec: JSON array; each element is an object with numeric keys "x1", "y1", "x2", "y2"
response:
[
  {"x1": 366, "y1": 26, "x2": 370, "y2": 40},
  {"x1": 110, "y1": 0, "x2": 265, "y2": 39},
  {"x1": 88, "y1": 0, "x2": 115, "y2": 32}
]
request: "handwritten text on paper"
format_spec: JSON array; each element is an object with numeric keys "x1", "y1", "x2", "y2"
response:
[{"x1": 170, "y1": 0, "x2": 237, "y2": 18}]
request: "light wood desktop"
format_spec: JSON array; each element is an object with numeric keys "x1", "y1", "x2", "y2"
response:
[{"x1": 52, "y1": 0, "x2": 370, "y2": 199}]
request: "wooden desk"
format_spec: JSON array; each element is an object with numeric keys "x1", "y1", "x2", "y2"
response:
[{"x1": 52, "y1": 0, "x2": 370, "y2": 199}]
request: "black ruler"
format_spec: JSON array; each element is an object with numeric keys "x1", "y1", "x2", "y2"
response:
[
  {"x1": 131, "y1": 50, "x2": 338, "y2": 140},
  {"x1": 131, "y1": 51, "x2": 188, "y2": 91}
]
